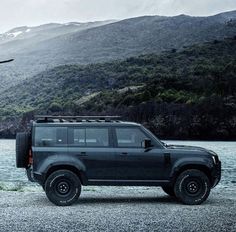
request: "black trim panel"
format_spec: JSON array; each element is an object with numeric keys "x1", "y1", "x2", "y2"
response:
[{"x1": 86, "y1": 179, "x2": 170, "y2": 186}]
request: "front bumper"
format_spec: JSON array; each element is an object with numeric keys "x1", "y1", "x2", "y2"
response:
[{"x1": 211, "y1": 161, "x2": 221, "y2": 188}]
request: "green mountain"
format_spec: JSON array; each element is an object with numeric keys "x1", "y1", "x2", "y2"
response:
[{"x1": 0, "y1": 37, "x2": 236, "y2": 140}]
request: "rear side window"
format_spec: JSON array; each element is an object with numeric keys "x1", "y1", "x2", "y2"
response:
[
  {"x1": 68, "y1": 127, "x2": 109, "y2": 147},
  {"x1": 71, "y1": 128, "x2": 86, "y2": 146},
  {"x1": 115, "y1": 127, "x2": 147, "y2": 148},
  {"x1": 35, "y1": 127, "x2": 67, "y2": 147}
]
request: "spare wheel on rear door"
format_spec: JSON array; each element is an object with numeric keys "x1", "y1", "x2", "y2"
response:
[{"x1": 16, "y1": 132, "x2": 30, "y2": 168}]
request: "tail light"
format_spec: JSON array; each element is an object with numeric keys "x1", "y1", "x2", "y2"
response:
[{"x1": 28, "y1": 149, "x2": 33, "y2": 165}]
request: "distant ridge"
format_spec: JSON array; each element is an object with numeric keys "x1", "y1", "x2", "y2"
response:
[
  {"x1": 0, "y1": 37, "x2": 235, "y2": 140},
  {"x1": 0, "y1": 11, "x2": 235, "y2": 91}
]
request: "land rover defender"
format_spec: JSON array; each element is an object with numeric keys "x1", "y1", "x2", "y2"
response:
[{"x1": 16, "y1": 116, "x2": 221, "y2": 206}]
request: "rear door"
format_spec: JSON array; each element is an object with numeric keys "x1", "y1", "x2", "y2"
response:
[{"x1": 67, "y1": 126, "x2": 116, "y2": 180}]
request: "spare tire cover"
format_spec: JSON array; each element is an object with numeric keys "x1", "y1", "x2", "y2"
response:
[{"x1": 16, "y1": 132, "x2": 30, "y2": 168}]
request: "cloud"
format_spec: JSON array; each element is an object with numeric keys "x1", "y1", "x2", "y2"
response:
[
  {"x1": 0, "y1": 0, "x2": 235, "y2": 33},
  {"x1": 164, "y1": 0, "x2": 236, "y2": 16}
]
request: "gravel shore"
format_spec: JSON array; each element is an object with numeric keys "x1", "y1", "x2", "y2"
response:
[{"x1": 0, "y1": 186, "x2": 235, "y2": 232}]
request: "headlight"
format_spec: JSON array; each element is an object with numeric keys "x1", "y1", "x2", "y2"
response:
[
  {"x1": 212, "y1": 155, "x2": 216, "y2": 164},
  {"x1": 208, "y1": 150, "x2": 219, "y2": 164},
  {"x1": 211, "y1": 154, "x2": 219, "y2": 164}
]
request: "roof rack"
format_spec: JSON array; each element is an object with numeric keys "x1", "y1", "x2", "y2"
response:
[{"x1": 34, "y1": 115, "x2": 122, "y2": 123}]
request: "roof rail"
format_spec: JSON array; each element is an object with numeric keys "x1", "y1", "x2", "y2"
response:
[{"x1": 34, "y1": 115, "x2": 121, "y2": 122}]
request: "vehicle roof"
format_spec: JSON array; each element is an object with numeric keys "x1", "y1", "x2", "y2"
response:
[{"x1": 33, "y1": 120, "x2": 141, "y2": 127}]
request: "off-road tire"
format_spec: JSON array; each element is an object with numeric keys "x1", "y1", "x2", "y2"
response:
[
  {"x1": 45, "y1": 170, "x2": 81, "y2": 206},
  {"x1": 174, "y1": 169, "x2": 211, "y2": 205}
]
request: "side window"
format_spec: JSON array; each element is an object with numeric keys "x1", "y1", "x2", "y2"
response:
[
  {"x1": 86, "y1": 128, "x2": 109, "y2": 147},
  {"x1": 68, "y1": 127, "x2": 109, "y2": 147},
  {"x1": 35, "y1": 127, "x2": 67, "y2": 147},
  {"x1": 115, "y1": 127, "x2": 147, "y2": 148},
  {"x1": 69, "y1": 128, "x2": 86, "y2": 146}
]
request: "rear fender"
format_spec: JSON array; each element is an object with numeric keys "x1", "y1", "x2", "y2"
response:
[{"x1": 35, "y1": 155, "x2": 86, "y2": 181}]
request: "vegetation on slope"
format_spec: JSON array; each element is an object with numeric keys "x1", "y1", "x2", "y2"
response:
[{"x1": 0, "y1": 37, "x2": 236, "y2": 139}]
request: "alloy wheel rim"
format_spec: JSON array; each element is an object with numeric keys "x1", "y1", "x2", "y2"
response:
[
  {"x1": 56, "y1": 181, "x2": 70, "y2": 195},
  {"x1": 186, "y1": 180, "x2": 200, "y2": 194}
]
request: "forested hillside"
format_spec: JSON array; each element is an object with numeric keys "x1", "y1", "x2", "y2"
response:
[{"x1": 0, "y1": 37, "x2": 236, "y2": 140}]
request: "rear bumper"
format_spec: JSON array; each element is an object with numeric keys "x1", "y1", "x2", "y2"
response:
[
  {"x1": 33, "y1": 172, "x2": 45, "y2": 185},
  {"x1": 26, "y1": 167, "x2": 44, "y2": 184},
  {"x1": 26, "y1": 167, "x2": 36, "y2": 182},
  {"x1": 211, "y1": 161, "x2": 221, "y2": 188}
]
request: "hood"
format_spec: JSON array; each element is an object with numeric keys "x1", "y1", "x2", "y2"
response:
[
  {"x1": 166, "y1": 144, "x2": 209, "y2": 153},
  {"x1": 165, "y1": 144, "x2": 219, "y2": 163}
]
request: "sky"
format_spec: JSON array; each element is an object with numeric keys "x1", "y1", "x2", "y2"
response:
[{"x1": 0, "y1": 0, "x2": 236, "y2": 33}]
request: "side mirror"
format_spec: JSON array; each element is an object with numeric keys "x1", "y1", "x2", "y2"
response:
[
  {"x1": 161, "y1": 141, "x2": 167, "y2": 147},
  {"x1": 142, "y1": 139, "x2": 152, "y2": 149}
]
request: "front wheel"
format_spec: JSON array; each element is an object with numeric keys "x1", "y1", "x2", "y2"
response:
[
  {"x1": 174, "y1": 169, "x2": 211, "y2": 205},
  {"x1": 45, "y1": 170, "x2": 81, "y2": 206}
]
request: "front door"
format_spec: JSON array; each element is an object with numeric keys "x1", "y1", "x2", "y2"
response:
[{"x1": 112, "y1": 127, "x2": 166, "y2": 181}]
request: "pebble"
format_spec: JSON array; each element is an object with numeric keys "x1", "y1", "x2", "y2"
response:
[{"x1": 0, "y1": 186, "x2": 235, "y2": 232}]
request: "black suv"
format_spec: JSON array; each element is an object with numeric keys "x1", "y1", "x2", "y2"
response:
[{"x1": 16, "y1": 116, "x2": 221, "y2": 206}]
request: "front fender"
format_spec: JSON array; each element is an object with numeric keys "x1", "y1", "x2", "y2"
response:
[{"x1": 170, "y1": 157, "x2": 214, "y2": 179}]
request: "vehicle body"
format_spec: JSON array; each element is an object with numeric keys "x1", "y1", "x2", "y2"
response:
[{"x1": 16, "y1": 116, "x2": 221, "y2": 206}]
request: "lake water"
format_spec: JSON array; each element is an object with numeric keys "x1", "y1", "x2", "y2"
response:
[{"x1": 0, "y1": 140, "x2": 235, "y2": 189}]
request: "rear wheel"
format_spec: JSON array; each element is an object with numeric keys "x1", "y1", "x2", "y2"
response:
[
  {"x1": 162, "y1": 186, "x2": 175, "y2": 197},
  {"x1": 174, "y1": 169, "x2": 211, "y2": 205},
  {"x1": 45, "y1": 170, "x2": 81, "y2": 206}
]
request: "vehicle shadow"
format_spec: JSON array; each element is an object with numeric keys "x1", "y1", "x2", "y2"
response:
[
  {"x1": 34, "y1": 194, "x2": 224, "y2": 206},
  {"x1": 34, "y1": 191, "x2": 226, "y2": 206},
  {"x1": 76, "y1": 195, "x2": 180, "y2": 205}
]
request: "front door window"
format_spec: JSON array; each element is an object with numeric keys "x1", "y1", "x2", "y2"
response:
[{"x1": 115, "y1": 128, "x2": 147, "y2": 148}]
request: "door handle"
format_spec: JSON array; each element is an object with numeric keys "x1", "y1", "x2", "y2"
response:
[
  {"x1": 80, "y1": 152, "x2": 87, "y2": 156},
  {"x1": 120, "y1": 152, "x2": 128, "y2": 156}
]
